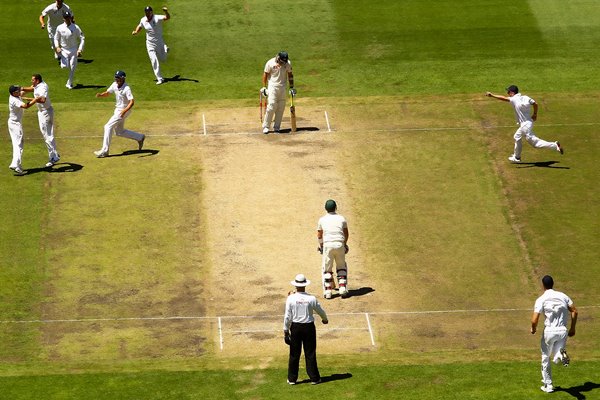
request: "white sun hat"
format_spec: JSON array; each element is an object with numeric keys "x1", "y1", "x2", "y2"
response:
[{"x1": 291, "y1": 274, "x2": 310, "y2": 287}]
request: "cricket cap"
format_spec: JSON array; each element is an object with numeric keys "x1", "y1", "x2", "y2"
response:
[
  {"x1": 8, "y1": 85, "x2": 20, "y2": 94},
  {"x1": 114, "y1": 70, "x2": 126, "y2": 79},
  {"x1": 145, "y1": 6, "x2": 153, "y2": 12},
  {"x1": 542, "y1": 275, "x2": 554, "y2": 289},
  {"x1": 325, "y1": 199, "x2": 337, "y2": 212},
  {"x1": 291, "y1": 274, "x2": 310, "y2": 287},
  {"x1": 62, "y1": 11, "x2": 72, "y2": 18},
  {"x1": 277, "y1": 51, "x2": 289, "y2": 62},
  {"x1": 506, "y1": 85, "x2": 519, "y2": 94}
]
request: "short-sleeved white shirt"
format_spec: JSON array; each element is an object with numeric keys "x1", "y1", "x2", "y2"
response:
[
  {"x1": 534, "y1": 289, "x2": 573, "y2": 329},
  {"x1": 509, "y1": 93, "x2": 536, "y2": 124},
  {"x1": 283, "y1": 291, "x2": 328, "y2": 331},
  {"x1": 264, "y1": 57, "x2": 292, "y2": 88},
  {"x1": 8, "y1": 96, "x2": 24, "y2": 123},
  {"x1": 34, "y1": 82, "x2": 52, "y2": 111},
  {"x1": 41, "y1": 3, "x2": 73, "y2": 30},
  {"x1": 54, "y1": 22, "x2": 85, "y2": 51},
  {"x1": 107, "y1": 82, "x2": 134, "y2": 111},
  {"x1": 140, "y1": 15, "x2": 167, "y2": 47},
  {"x1": 317, "y1": 212, "x2": 347, "y2": 244}
]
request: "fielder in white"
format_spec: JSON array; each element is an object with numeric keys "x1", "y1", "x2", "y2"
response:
[
  {"x1": 7, "y1": 85, "x2": 36, "y2": 175},
  {"x1": 531, "y1": 275, "x2": 578, "y2": 394},
  {"x1": 20, "y1": 74, "x2": 60, "y2": 167},
  {"x1": 261, "y1": 51, "x2": 295, "y2": 134},
  {"x1": 486, "y1": 85, "x2": 563, "y2": 163},
  {"x1": 39, "y1": 0, "x2": 73, "y2": 60},
  {"x1": 132, "y1": 6, "x2": 171, "y2": 85},
  {"x1": 317, "y1": 199, "x2": 349, "y2": 299},
  {"x1": 93, "y1": 71, "x2": 145, "y2": 158},
  {"x1": 54, "y1": 11, "x2": 85, "y2": 89}
]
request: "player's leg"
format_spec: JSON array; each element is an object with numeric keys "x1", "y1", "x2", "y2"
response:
[
  {"x1": 39, "y1": 110, "x2": 58, "y2": 160},
  {"x1": 48, "y1": 28, "x2": 59, "y2": 59},
  {"x1": 262, "y1": 86, "x2": 277, "y2": 132},
  {"x1": 147, "y1": 48, "x2": 164, "y2": 83},
  {"x1": 67, "y1": 52, "x2": 77, "y2": 88},
  {"x1": 8, "y1": 122, "x2": 24, "y2": 169},
  {"x1": 321, "y1": 247, "x2": 335, "y2": 298},
  {"x1": 525, "y1": 132, "x2": 561, "y2": 152},
  {"x1": 273, "y1": 97, "x2": 286, "y2": 132},
  {"x1": 512, "y1": 126, "x2": 524, "y2": 160},
  {"x1": 540, "y1": 331, "x2": 554, "y2": 389},
  {"x1": 97, "y1": 113, "x2": 120, "y2": 155},
  {"x1": 287, "y1": 323, "x2": 303, "y2": 383},
  {"x1": 550, "y1": 330, "x2": 569, "y2": 365}
]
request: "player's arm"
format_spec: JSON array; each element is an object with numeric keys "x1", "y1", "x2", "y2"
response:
[
  {"x1": 287, "y1": 70, "x2": 294, "y2": 89},
  {"x1": 317, "y1": 228, "x2": 324, "y2": 253},
  {"x1": 132, "y1": 23, "x2": 142, "y2": 35},
  {"x1": 77, "y1": 29, "x2": 85, "y2": 56},
  {"x1": 531, "y1": 102, "x2": 538, "y2": 121},
  {"x1": 162, "y1": 7, "x2": 170, "y2": 20},
  {"x1": 20, "y1": 99, "x2": 36, "y2": 109},
  {"x1": 568, "y1": 304, "x2": 578, "y2": 337},
  {"x1": 530, "y1": 311, "x2": 540, "y2": 334},
  {"x1": 485, "y1": 92, "x2": 510, "y2": 102},
  {"x1": 119, "y1": 99, "x2": 135, "y2": 118},
  {"x1": 54, "y1": 31, "x2": 62, "y2": 53},
  {"x1": 95, "y1": 91, "x2": 110, "y2": 98},
  {"x1": 39, "y1": 14, "x2": 46, "y2": 29}
]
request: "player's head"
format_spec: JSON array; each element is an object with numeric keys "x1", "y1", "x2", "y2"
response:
[
  {"x1": 62, "y1": 11, "x2": 73, "y2": 22},
  {"x1": 8, "y1": 85, "x2": 20, "y2": 96},
  {"x1": 56, "y1": 0, "x2": 64, "y2": 7},
  {"x1": 31, "y1": 74, "x2": 43, "y2": 86},
  {"x1": 325, "y1": 199, "x2": 337, "y2": 213},
  {"x1": 506, "y1": 85, "x2": 519, "y2": 96},
  {"x1": 114, "y1": 70, "x2": 126, "y2": 86},
  {"x1": 290, "y1": 274, "x2": 310, "y2": 291},
  {"x1": 542, "y1": 275, "x2": 554, "y2": 290},
  {"x1": 145, "y1": 6, "x2": 154, "y2": 17},
  {"x1": 276, "y1": 51, "x2": 289, "y2": 64}
]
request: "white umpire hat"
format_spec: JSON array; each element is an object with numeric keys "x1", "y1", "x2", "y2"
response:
[{"x1": 291, "y1": 274, "x2": 310, "y2": 287}]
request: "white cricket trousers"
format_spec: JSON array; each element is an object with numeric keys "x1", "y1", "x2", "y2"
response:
[
  {"x1": 7, "y1": 121, "x2": 24, "y2": 169},
  {"x1": 37, "y1": 108, "x2": 59, "y2": 160},
  {"x1": 540, "y1": 327, "x2": 568, "y2": 385},
  {"x1": 147, "y1": 43, "x2": 167, "y2": 81},
  {"x1": 99, "y1": 109, "x2": 144, "y2": 153},
  {"x1": 513, "y1": 121, "x2": 558, "y2": 159},
  {"x1": 59, "y1": 47, "x2": 78, "y2": 87},
  {"x1": 321, "y1": 242, "x2": 347, "y2": 290},
  {"x1": 263, "y1": 85, "x2": 287, "y2": 131}
]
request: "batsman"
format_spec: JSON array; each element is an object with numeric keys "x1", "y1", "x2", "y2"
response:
[
  {"x1": 261, "y1": 51, "x2": 295, "y2": 134},
  {"x1": 317, "y1": 200, "x2": 350, "y2": 299}
]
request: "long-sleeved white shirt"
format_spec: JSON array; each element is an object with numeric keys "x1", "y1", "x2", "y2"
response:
[{"x1": 54, "y1": 22, "x2": 85, "y2": 52}]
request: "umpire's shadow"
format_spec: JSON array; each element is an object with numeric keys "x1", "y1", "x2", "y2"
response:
[
  {"x1": 553, "y1": 381, "x2": 600, "y2": 399},
  {"x1": 297, "y1": 373, "x2": 352, "y2": 385}
]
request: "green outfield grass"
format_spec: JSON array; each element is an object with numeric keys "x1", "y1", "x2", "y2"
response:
[{"x1": 1, "y1": 0, "x2": 599, "y2": 399}]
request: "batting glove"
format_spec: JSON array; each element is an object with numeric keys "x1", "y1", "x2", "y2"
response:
[
  {"x1": 289, "y1": 87, "x2": 297, "y2": 96},
  {"x1": 260, "y1": 87, "x2": 268, "y2": 97}
]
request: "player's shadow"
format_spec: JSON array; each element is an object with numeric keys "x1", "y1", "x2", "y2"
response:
[
  {"x1": 296, "y1": 373, "x2": 352, "y2": 385},
  {"x1": 516, "y1": 161, "x2": 570, "y2": 169},
  {"x1": 278, "y1": 127, "x2": 320, "y2": 134},
  {"x1": 104, "y1": 149, "x2": 159, "y2": 158},
  {"x1": 77, "y1": 58, "x2": 94, "y2": 64},
  {"x1": 162, "y1": 75, "x2": 199, "y2": 83},
  {"x1": 71, "y1": 84, "x2": 105, "y2": 90},
  {"x1": 21, "y1": 162, "x2": 84, "y2": 176},
  {"x1": 331, "y1": 287, "x2": 374, "y2": 299},
  {"x1": 554, "y1": 381, "x2": 600, "y2": 399}
]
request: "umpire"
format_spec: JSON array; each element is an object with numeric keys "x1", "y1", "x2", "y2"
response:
[{"x1": 284, "y1": 274, "x2": 329, "y2": 385}]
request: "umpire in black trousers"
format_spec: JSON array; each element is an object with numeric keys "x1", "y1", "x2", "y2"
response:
[{"x1": 283, "y1": 274, "x2": 329, "y2": 385}]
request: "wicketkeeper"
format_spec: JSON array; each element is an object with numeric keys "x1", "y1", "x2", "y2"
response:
[
  {"x1": 261, "y1": 51, "x2": 295, "y2": 134},
  {"x1": 317, "y1": 199, "x2": 350, "y2": 299}
]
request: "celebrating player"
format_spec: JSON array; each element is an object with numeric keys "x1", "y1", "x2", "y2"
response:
[
  {"x1": 132, "y1": 6, "x2": 171, "y2": 85},
  {"x1": 39, "y1": 0, "x2": 73, "y2": 61},
  {"x1": 54, "y1": 11, "x2": 85, "y2": 89},
  {"x1": 7, "y1": 85, "x2": 36, "y2": 175}
]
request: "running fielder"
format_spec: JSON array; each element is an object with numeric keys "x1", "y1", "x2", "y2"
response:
[
  {"x1": 132, "y1": 6, "x2": 171, "y2": 85},
  {"x1": 261, "y1": 51, "x2": 295, "y2": 134},
  {"x1": 54, "y1": 11, "x2": 85, "y2": 89},
  {"x1": 317, "y1": 199, "x2": 349, "y2": 299},
  {"x1": 39, "y1": 0, "x2": 73, "y2": 61}
]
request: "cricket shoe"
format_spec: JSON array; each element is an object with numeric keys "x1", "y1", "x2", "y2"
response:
[
  {"x1": 138, "y1": 135, "x2": 145, "y2": 150},
  {"x1": 556, "y1": 141, "x2": 564, "y2": 154},
  {"x1": 156, "y1": 79, "x2": 165, "y2": 85},
  {"x1": 94, "y1": 150, "x2": 108, "y2": 158},
  {"x1": 65, "y1": 83, "x2": 74, "y2": 90},
  {"x1": 45, "y1": 156, "x2": 60, "y2": 167},
  {"x1": 311, "y1": 379, "x2": 322, "y2": 385},
  {"x1": 540, "y1": 384, "x2": 554, "y2": 393},
  {"x1": 286, "y1": 379, "x2": 296, "y2": 385},
  {"x1": 339, "y1": 286, "x2": 350, "y2": 298},
  {"x1": 262, "y1": 127, "x2": 269, "y2": 134},
  {"x1": 9, "y1": 166, "x2": 26, "y2": 175},
  {"x1": 560, "y1": 348, "x2": 570, "y2": 366},
  {"x1": 508, "y1": 155, "x2": 521, "y2": 163},
  {"x1": 324, "y1": 290, "x2": 332, "y2": 299}
]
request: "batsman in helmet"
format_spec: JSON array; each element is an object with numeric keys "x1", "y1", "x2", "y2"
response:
[
  {"x1": 317, "y1": 199, "x2": 350, "y2": 299},
  {"x1": 260, "y1": 51, "x2": 295, "y2": 134}
]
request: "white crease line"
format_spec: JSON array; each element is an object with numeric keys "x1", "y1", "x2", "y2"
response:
[{"x1": 365, "y1": 313, "x2": 375, "y2": 346}]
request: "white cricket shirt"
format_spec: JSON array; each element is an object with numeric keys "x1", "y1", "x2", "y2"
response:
[
  {"x1": 54, "y1": 22, "x2": 85, "y2": 51},
  {"x1": 317, "y1": 212, "x2": 347, "y2": 244},
  {"x1": 534, "y1": 289, "x2": 573, "y2": 329},
  {"x1": 140, "y1": 15, "x2": 167, "y2": 48},
  {"x1": 107, "y1": 82, "x2": 134, "y2": 111},
  {"x1": 509, "y1": 93, "x2": 536, "y2": 124},
  {"x1": 33, "y1": 82, "x2": 52, "y2": 111},
  {"x1": 283, "y1": 292, "x2": 328, "y2": 331},
  {"x1": 8, "y1": 96, "x2": 24, "y2": 123},
  {"x1": 41, "y1": 3, "x2": 73, "y2": 30},
  {"x1": 264, "y1": 57, "x2": 292, "y2": 88}
]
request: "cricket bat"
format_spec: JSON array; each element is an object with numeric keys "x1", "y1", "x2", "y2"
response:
[{"x1": 290, "y1": 94, "x2": 297, "y2": 133}]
